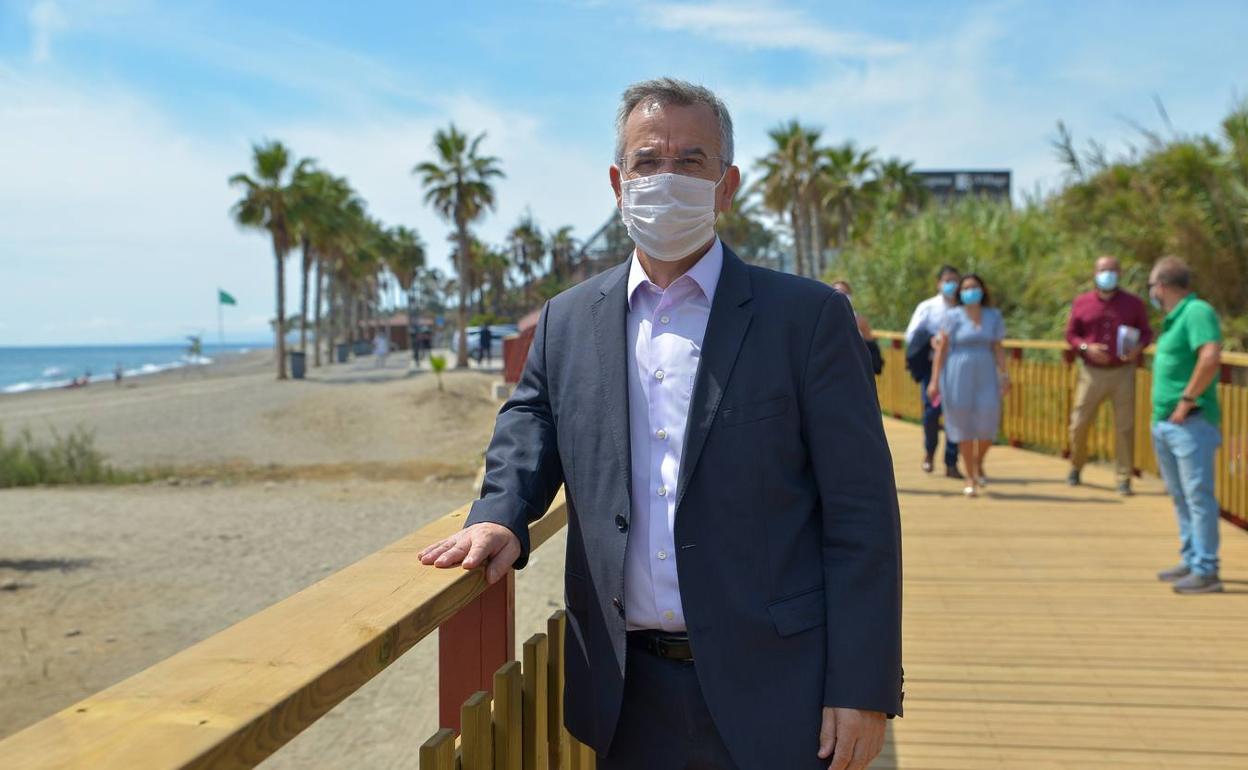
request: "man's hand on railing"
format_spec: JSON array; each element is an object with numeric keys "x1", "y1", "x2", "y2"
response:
[{"x1": 418, "y1": 522, "x2": 521, "y2": 584}]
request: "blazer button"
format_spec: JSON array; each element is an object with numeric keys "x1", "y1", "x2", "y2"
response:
[
  {"x1": 612, "y1": 597, "x2": 625, "y2": 617},
  {"x1": 615, "y1": 515, "x2": 628, "y2": 532}
]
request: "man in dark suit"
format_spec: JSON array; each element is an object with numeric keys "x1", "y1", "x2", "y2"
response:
[{"x1": 420, "y1": 78, "x2": 902, "y2": 770}]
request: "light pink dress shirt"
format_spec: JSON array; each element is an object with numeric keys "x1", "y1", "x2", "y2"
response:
[{"x1": 623, "y1": 239, "x2": 723, "y2": 632}]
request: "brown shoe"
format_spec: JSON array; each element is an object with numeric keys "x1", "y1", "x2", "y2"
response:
[
  {"x1": 945, "y1": 465, "x2": 964, "y2": 480},
  {"x1": 922, "y1": 454, "x2": 934, "y2": 473}
]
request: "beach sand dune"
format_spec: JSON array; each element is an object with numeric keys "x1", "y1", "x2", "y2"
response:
[{"x1": 0, "y1": 353, "x2": 568, "y2": 767}]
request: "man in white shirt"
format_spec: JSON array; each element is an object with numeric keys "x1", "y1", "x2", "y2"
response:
[
  {"x1": 421, "y1": 78, "x2": 902, "y2": 770},
  {"x1": 904, "y1": 265, "x2": 963, "y2": 478}
]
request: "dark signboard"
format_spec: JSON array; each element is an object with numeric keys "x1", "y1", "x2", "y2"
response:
[{"x1": 915, "y1": 170, "x2": 1011, "y2": 203}]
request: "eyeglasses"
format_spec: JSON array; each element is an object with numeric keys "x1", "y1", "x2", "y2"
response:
[{"x1": 618, "y1": 154, "x2": 726, "y2": 179}]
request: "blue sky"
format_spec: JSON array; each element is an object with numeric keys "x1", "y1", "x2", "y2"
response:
[{"x1": 2, "y1": 0, "x2": 1247, "y2": 345}]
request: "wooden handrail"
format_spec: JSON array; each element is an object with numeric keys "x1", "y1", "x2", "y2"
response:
[
  {"x1": 873, "y1": 329, "x2": 1248, "y2": 365},
  {"x1": 0, "y1": 494, "x2": 569, "y2": 770}
]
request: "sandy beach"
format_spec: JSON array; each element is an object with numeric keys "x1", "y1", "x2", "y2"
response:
[{"x1": 0, "y1": 350, "x2": 568, "y2": 768}]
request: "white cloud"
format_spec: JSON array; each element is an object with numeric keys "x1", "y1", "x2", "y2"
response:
[
  {"x1": 0, "y1": 67, "x2": 613, "y2": 345},
  {"x1": 717, "y1": 9, "x2": 1077, "y2": 199},
  {"x1": 646, "y1": 2, "x2": 908, "y2": 58},
  {"x1": 28, "y1": 0, "x2": 67, "y2": 63}
]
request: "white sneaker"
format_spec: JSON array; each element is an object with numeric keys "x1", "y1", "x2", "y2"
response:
[{"x1": 963, "y1": 486, "x2": 978, "y2": 498}]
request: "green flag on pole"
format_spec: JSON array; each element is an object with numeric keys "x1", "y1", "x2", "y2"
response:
[{"x1": 218, "y1": 289, "x2": 237, "y2": 306}]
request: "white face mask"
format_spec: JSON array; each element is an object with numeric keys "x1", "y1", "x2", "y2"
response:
[{"x1": 619, "y1": 172, "x2": 721, "y2": 262}]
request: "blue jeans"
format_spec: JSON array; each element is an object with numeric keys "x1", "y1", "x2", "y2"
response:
[
  {"x1": 1152, "y1": 417, "x2": 1222, "y2": 576},
  {"x1": 920, "y1": 374, "x2": 959, "y2": 467}
]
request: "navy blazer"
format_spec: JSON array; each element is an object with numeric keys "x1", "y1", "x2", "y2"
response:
[{"x1": 466, "y1": 247, "x2": 903, "y2": 768}]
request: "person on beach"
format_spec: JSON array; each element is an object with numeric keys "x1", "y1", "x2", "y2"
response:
[
  {"x1": 114, "y1": 363, "x2": 124, "y2": 387},
  {"x1": 904, "y1": 265, "x2": 963, "y2": 479},
  {"x1": 1148, "y1": 256, "x2": 1224, "y2": 594},
  {"x1": 478, "y1": 323, "x2": 494, "y2": 366},
  {"x1": 420, "y1": 77, "x2": 902, "y2": 770},
  {"x1": 373, "y1": 331, "x2": 389, "y2": 367},
  {"x1": 1064, "y1": 255, "x2": 1152, "y2": 495},
  {"x1": 927, "y1": 274, "x2": 1010, "y2": 498},
  {"x1": 832, "y1": 280, "x2": 883, "y2": 375}
]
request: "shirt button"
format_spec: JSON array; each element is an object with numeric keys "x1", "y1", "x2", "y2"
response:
[
  {"x1": 663, "y1": 610, "x2": 675, "y2": 621},
  {"x1": 656, "y1": 428, "x2": 667, "y2": 440},
  {"x1": 654, "y1": 369, "x2": 665, "y2": 381},
  {"x1": 660, "y1": 315, "x2": 671, "y2": 324},
  {"x1": 657, "y1": 485, "x2": 668, "y2": 497},
  {"x1": 657, "y1": 550, "x2": 668, "y2": 560}
]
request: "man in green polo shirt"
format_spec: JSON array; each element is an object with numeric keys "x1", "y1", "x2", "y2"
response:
[{"x1": 1148, "y1": 256, "x2": 1224, "y2": 594}]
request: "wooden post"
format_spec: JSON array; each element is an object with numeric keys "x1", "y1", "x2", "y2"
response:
[
  {"x1": 419, "y1": 728, "x2": 457, "y2": 770},
  {"x1": 460, "y1": 691, "x2": 494, "y2": 770},
  {"x1": 522, "y1": 634, "x2": 550, "y2": 770},
  {"x1": 548, "y1": 611, "x2": 570, "y2": 769},
  {"x1": 494, "y1": 661, "x2": 523, "y2": 770},
  {"x1": 1010, "y1": 348, "x2": 1024, "y2": 447},
  {"x1": 439, "y1": 571, "x2": 516, "y2": 732}
]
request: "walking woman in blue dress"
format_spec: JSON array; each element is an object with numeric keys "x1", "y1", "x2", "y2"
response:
[{"x1": 927, "y1": 274, "x2": 1011, "y2": 497}]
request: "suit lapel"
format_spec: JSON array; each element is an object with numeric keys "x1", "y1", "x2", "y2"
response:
[
  {"x1": 675, "y1": 248, "x2": 753, "y2": 514},
  {"x1": 591, "y1": 262, "x2": 633, "y2": 501}
]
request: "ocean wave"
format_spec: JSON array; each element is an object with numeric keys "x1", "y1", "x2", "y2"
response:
[{"x1": 1, "y1": 354, "x2": 216, "y2": 395}]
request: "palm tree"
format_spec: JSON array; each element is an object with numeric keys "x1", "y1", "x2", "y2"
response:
[
  {"x1": 288, "y1": 163, "x2": 335, "y2": 359},
  {"x1": 820, "y1": 142, "x2": 876, "y2": 261},
  {"x1": 478, "y1": 245, "x2": 510, "y2": 316},
  {"x1": 756, "y1": 120, "x2": 822, "y2": 277},
  {"x1": 508, "y1": 214, "x2": 545, "y2": 308},
  {"x1": 718, "y1": 174, "x2": 780, "y2": 267},
  {"x1": 871, "y1": 156, "x2": 928, "y2": 214},
  {"x1": 386, "y1": 226, "x2": 426, "y2": 361},
  {"x1": 414, "y1": 125, "x2": 505, "y2": 368},
  {"x1": 230, "y1": 140, "x2": 301, "y2": 380},
  {"x1": 548, "y1": 225, "x2": 577, "y2": 282}
]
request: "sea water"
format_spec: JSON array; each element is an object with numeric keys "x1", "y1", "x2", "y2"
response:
[{"x1": 0, "y1": 344, "x2": 263, "y2": 394}]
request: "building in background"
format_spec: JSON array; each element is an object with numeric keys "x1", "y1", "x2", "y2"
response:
[{"x1": 915, "y1": 170, "x2": 1012, "y2": 204}]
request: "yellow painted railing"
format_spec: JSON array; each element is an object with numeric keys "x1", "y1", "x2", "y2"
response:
[
  {"x1": 873, "y1": 331, "x2": 1248, "y2": 528},
  {"x1": 0, "y1": 495, "x2": 581, "y2": 770}
]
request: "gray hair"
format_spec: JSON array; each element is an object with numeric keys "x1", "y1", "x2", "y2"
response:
[
  {"x1": 1153, "y1": 255, "x2": 1191, "y2": 289},
  {"x1": 614, "y1": 77, "x2": 734, "y2": 167}
]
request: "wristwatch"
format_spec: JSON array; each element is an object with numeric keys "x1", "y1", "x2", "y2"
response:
[{"x1": 1181, "y1": 395, "x2": 1197, "y2": 404}]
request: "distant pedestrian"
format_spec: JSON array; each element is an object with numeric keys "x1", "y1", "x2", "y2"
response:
[
  {"x1": 1148, "y1": 256, "x2": 1224, "y2": 594},
  {"x1": 479, "y1": 324, "x2": 494, "y2": 366},
  {"x1": 1065, "y1": 255, "x2": 1153, "y2": 494},
  {"x1": 373, "y1": 331, "x2": 390, "y2": 368},
  {"x1": 927, "y1": 274, "x2": 1009, "y2": 498},
  {"x1": 905, "y1": 265, "x2": 963, "y2": 478},
  {"x1": 114, "y1": 363, "x2": 124, "y2": 387},
  {"x1": 832, "y1": 280, "x2": 883, "y2": 375}
]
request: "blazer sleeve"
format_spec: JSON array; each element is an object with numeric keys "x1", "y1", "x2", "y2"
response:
[
  {"x1": 800, "y1": 291, "x2": 904, "y2": 716},
  {"x1": 464, "y1": 301, "x2": 564, "y2": 569}
]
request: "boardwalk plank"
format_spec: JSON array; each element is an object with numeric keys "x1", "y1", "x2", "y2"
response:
[{"x1": 884, "y1": 419, "x2": 1248, "y2": 769}]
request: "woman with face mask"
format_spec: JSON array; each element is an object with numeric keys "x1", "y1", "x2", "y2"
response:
[{"x1": 927, "y1": 274, "x2": 1010, "y2": 497}]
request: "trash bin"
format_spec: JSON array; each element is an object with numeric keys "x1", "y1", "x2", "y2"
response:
[
  {"x1": 289, "y1": 350, "x2": 306, "y2": 379},
  {"x1": 354, "y1": 340, "x2": 371, "y2": 356},
  {"x1": 336, "y1": 343, "x2": 350, "y2": 363}
]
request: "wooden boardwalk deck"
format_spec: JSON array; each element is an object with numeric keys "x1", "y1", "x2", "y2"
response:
[{"x1": 878, "y1": 418, "x2": 1248, "y2": 769}]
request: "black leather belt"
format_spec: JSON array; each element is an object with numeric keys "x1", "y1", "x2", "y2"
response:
[{"x1": 628, "y1": 630, "x2": 693, "y2": 661}]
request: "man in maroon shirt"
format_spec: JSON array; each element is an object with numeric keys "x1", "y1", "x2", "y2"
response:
[{"x1": 1065, "y1": 255, "x2": 1154, "y2": 494}]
